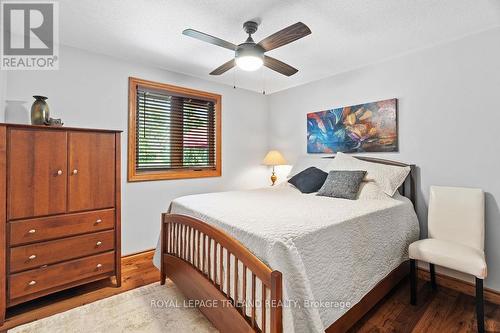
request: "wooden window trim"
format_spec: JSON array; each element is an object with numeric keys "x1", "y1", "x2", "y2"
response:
[{"x1": 128, "y1": 77, "x2": 222, "y2": 182}]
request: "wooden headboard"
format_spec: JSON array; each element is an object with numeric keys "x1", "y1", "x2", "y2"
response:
[{"x1": 326, "y1": 155, "x2": 417, "y2": 207}]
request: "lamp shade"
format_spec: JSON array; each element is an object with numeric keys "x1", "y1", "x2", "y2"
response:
[{"x1": 262, "y1": 150, "x2": 287, "y2": 166}]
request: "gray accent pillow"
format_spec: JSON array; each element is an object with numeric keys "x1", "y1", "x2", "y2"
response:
[{"x1": 317, "y1": 170, "x2": 367, "y2": 200}]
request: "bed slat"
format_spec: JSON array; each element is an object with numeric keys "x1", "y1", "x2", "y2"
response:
[
  {"x1": 219, "y1": 245, "x2": 224, "y2": 290},
  {"x1": 234, "y1": 258, "x2": 239, "y2": 309},
  {"x1": 242, "y1": 264, "x2": 247, "y2": 316},
  {"x1": 227, "y1": 249, "x2": 231, "y2": 298},
  {"x1": 188, "y1": 226, "x2": 192, "y2": 263},
  {"x1": 262, "y1": 284, "x2": 267, "y2": 333},
  {"x1": 178, "y1": 224, "x2": 181, "y2": 258},
  {"x1": 252, "y1": 273, "x2": 256, "y2": 328},
  {"x1": 208, "y1": 237, "x2": 212, "y2": 280},
  {"x1": 201, "y1": 232, "x2": 204, "y2": 271},
  {"x1": 197, "y1": 230, "x2": 201, "y2": 270}
]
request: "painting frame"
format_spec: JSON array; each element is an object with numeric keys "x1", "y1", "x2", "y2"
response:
[{"x1": 307, "y1": 98, "x2": 399, "y2": 154}]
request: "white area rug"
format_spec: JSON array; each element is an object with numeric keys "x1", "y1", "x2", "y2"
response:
[{"x1": 10, "y1": 281, "x2": 218, "y2": 333}]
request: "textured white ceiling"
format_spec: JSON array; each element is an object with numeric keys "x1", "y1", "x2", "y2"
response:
[{"x1": 59, "y1": 0, "x2": 500, "y2": 93}]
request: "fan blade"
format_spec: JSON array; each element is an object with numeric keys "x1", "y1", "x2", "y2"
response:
[
  {"x1": 258, "y1": 22, "x2": 311, "y2": 52},
  {"x1": 183, "y1": 29, "x2": 237, "y2": 51},
  {"x1": 264, "y1": 56, "x2": 298, "y2": 76},
  {"x1": 210, "y1": 59, "x2": 236, "y2": 75}
]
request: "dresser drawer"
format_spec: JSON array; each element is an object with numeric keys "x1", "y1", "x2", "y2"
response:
[
  {"x1": 9, "y1": 230, "x2": 115, "y2": 273},
  {"x1": 9, "y1": 209, "x2": 115, "y2": 246},
  {"x1": 9, "y1": 251, "x2": 115, "y2": 301}
]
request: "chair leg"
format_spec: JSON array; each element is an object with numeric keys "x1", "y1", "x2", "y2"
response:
[
  {"x1": 410, "y1": 259, "x2": 417, "y2": 305},
  {"x1": 430, "y1": 263, "x2": 437, "y2": 290},
  {"x1": 476, "y1": 277, "x2": 485, "y2": 333}
]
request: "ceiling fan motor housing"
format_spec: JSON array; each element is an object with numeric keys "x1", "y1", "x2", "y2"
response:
[
  {"x1": 243, "y1": 21, "x2": 259, "y2": 35},
  {"x1": 235, "y1": 43, "x2": 264, "y2": 59}
]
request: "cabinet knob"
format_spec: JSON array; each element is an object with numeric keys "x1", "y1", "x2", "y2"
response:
[
  {"x1": 28, "y1": 280, "x2": 37, "y2": 286},
  {"x1": 96, "y1": 241, "x2": 102, "y2": 246},
  {"x1": 28, "y1": 254, "x2": 37, "y2": 260},
  {"x1": 95, "y1": 219, "x2": 102, "y2": 224},
  {"x1": 57, "y1": 170, "x2": 63, "y2": 176},
  {"x1": 96, "y1": 263, "x2": 103, "y2": 269},
  {"x1": 28, "y1": 229, "x2": 36, "y2": 234},
  {"x1": 72, "y1": 169, "x2": 78, "y2": 175}
]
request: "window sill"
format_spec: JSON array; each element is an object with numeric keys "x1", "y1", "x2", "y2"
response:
[{"x1": 127, "y1": 168, "x2": 221, "y2": 182}]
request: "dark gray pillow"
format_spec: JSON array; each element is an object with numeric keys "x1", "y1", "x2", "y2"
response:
[
  {"x1": 317, "y1": 170, "x2": 367, "y2": 200},
  {"x1": 288, "y1": 167, "x2": 328, "y2": 194}
]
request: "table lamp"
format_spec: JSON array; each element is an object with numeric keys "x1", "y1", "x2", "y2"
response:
[{"x1": 262, "y1": 150, "x2": 287, "y2": 185}]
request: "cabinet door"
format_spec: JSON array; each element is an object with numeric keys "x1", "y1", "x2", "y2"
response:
[
  {"x1": 68, "y1": 132, "x2": 115, "y2": 212},
  {"x1": 8, "y1": 129, "x2": 67, "y2": 220}
]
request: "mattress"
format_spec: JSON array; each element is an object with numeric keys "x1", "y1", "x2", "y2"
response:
[{"x1": 153, "y1": 184, "x2": 419, "y2": 333}]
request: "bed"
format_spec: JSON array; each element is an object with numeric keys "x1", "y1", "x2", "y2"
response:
[{"x1": 153, "y1": 156, "x2": 419, "y2": 333}]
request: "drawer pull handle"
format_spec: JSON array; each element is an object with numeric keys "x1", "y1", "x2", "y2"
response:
[
  {"x1": 57, "y1": 170, "x2": 63, "y2": 176},
  {"x1": 72, "y1": 169, "x2": 78, "y2": 175},
  {"x1": 28, "y1": 280, "x2": 36, "y2": 286},
  {"x1": 28, "y1": 229, "x2": 36, "y2": 234},
  {"x1": 96, "y1": 241, "x2": 102, "y2": 246},
  {"x1": 28, "y1": 254, "x2": 37, "y2": 260},
  {"x1": 96, "y1": 263, "x2": 103, "y2": 269},
  {"x1": 95, "y1": 219, "x2": 102, "y2": 224}
]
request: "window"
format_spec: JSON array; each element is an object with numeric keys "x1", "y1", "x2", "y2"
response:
[{"x1": 128, "y1": 77, "x2": 221, "y2": 181}]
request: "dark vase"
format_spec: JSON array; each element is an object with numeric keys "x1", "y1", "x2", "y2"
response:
[{"x1": 31, "y1": 95, "x2": 50, "y2": 125}]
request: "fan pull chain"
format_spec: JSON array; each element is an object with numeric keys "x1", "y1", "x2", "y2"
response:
[
  {"x1": 261, "y1": 67, "x2": 266, "y2": 95},
  {"x1": 233, "y1": 67, "x2": 237, "y2": 89},
  {"x1": 261, "y1": 21, "x2": 266, "y2": 95}
]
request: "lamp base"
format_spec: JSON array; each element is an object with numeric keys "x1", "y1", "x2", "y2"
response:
[{"x1": 270, "y1": 171, "x2": 277, "y2": 186}]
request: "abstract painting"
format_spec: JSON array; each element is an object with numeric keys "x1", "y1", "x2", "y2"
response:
[{"x1": 307, "y1": 98, "x2": 398, "y2": 153}]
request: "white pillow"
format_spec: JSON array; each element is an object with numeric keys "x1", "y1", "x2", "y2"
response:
[
  {"x1": 287, "y1": 155, "x2": 331, "y2": 179},
  {"x1": 328, "y1": 152, "x2": 410, "y2": 196},
  {"x1": 357, "y1": 181, "x2": 391, "y2": 200}
]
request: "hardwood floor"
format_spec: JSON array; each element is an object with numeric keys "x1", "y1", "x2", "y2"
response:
[
  {"x1": 349, "y1": 278, "x2": 500, "y2": 332},
  {"x1": 1, "y1": 251, "x2": 499, "y2": 332}
]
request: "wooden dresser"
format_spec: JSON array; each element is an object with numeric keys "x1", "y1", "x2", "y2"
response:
[{"x1": 0, "y1": 124, "x2": 121, "y2": 324}]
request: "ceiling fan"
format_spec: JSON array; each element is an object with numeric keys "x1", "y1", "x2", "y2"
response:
[{"x1": 183, "y1": 21, "x2": 311, "y2": 76}]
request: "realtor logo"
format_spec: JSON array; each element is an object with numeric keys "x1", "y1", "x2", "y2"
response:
[{"x1": 1, "y1": 1, "x2": 59, "y2": 70}]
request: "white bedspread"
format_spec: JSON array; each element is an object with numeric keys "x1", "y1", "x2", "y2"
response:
[{"x1": 153, "y1": 185, "x2": 419, "y2": 333}]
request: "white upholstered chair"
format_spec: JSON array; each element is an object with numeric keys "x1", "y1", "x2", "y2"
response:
[{"x1": 409, "y1": 186, "x2": 487, "y2": 333}]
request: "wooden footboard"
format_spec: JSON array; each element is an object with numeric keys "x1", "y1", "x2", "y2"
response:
[{"x1": 161, "y1": 213, "x2": 283, "y2": 333}]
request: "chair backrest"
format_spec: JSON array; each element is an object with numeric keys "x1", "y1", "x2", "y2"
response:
[{"x1": 428, "y1": 186, "x2": 485, "y2": 250}]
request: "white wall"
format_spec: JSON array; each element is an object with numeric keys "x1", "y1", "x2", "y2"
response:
[
  {"x1": 2, "y1": 28, "x2": 500, "y2": 291},
  {"x1": 268, "y1": 27, "x2": 500, "y2": 290},
  {"x1": 3, "y1": 45, "x2": 269, "y2": 255}
]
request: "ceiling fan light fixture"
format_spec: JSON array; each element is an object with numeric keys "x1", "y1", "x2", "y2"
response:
[
  {"x1": 235, "y1": 44, "x2": 264, "y2": 71},
  {"x1": 236, "y1": 55, "x2": 263, "y2": 71}
]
